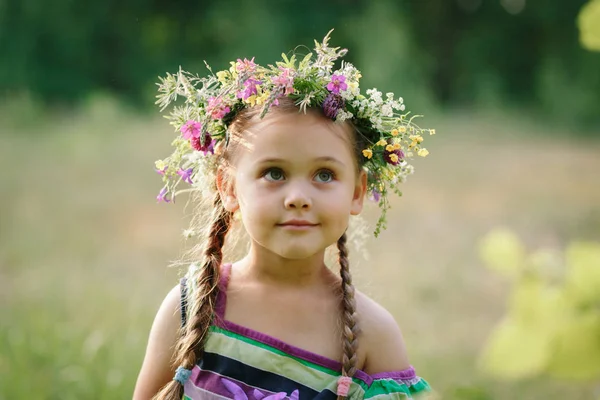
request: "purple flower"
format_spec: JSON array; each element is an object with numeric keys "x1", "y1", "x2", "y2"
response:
[
  {"x1": 156, "y1": 187, "x2": 171, "y2": 203},
  {"x1": 155, "y1": 166, "x2": 167, "y2": 175},
  {"x1": 369, "y1": 189, "x2": 381, "y2": 202},
  {"x1": 180, "y1": 120, "x2": 202, "y2": 140},
  {"x1": 326, "y1": 74, "x2": 347, "y2": 94},
  {"x1": 191, "y1": 132, "x2": 215, "y2": 155},
  {"x1": 237, "y1": 78, "x2": 262, "y2": 100},
  {"x1": 177, "y1": 168, "x2": 194, "y2": 184},
  {"x1": 383, "y1": 148, "x2": 404, "y2": 166},
  {"x1": 206, "y1": 96, "x2": 231, "y2": 120},
  {"x1": 222, "y1": 379, "x2": 248, "y2": 400},
  {"x1": 222, "y1": 378, "x2": 300, "y2": 400},
  {"x1": 322, "y1": 93, "x2": 345, "y2": 119}
]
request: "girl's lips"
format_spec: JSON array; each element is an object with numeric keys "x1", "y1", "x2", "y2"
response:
[
  {"x1": 277, "y1": 220, "x2": 319, "y2": 229},
  {"x1": 278, "y1": 219, "x2": 319, "y2": 227}
]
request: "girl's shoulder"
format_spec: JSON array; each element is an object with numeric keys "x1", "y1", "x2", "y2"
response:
[{"x1": 354, "y1": 290, "x2": 412, "y2": 375}]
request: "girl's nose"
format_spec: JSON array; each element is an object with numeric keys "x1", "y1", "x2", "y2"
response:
[{"x1": 284, "y1": 188, "x2": 312, "y2": 210}]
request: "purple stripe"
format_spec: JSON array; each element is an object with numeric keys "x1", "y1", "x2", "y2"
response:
[
  {"x1": 215, "y1": 263, "x2": 418, "y2": 387},
  {"x1": 370, "y1": 366, "x2": 416, "y2": 380},
  {"x1": 187, "y1": 365, "x2": 278, "y2": 398}
]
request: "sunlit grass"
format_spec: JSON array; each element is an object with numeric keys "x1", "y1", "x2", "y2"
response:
[{"x1": 1, "y1": 98, "x2": 599, "y2": 399}]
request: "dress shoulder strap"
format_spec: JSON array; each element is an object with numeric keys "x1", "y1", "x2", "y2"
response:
[
  {"x1": 180, "y1": 263, "x2": 232, "y2": 328},
  {"x1": 180, "y1": 277, "x2": 188, "y2": 328}
]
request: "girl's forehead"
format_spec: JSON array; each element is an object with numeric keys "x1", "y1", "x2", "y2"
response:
[{"x1": 236, "y1": 112, "x2": 355, "y2": 161}]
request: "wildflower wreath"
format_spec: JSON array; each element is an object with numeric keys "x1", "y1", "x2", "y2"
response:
[{"x1": 154, "y1": 30, "x2": 435, "y2": 236}]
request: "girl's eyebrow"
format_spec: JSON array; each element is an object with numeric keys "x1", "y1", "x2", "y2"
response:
[{"x1": 256, "y1": 156, "x2": 346, "y2": 166}]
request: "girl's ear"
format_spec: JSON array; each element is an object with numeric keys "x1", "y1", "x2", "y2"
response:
[
  {"x1": 216, "y1": 167, "x2": 239, "y2": 213},
  {"x1": 350, "y1": 170, "x2": 367, "y2": 216}
]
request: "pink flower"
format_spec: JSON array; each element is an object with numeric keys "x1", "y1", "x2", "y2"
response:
[
  {"x1": 271, "y1": 67, "x2": 295, "y2": 95},
  {"x1": 326, "y1": 74, "x2": 347, "y2": 94},
  {"x1": 237, "y1": 78, "x2": 262, "y2": 100},
  {"x1": 191, "y1": 132, "x2": 215, "y2": 155},
  {"x1": 206, "y1": 97, "x2": 231, "y2": 120},
  {"x1": 236, "y1": 57, "x2": 257, "y2": 74},
  {"x1": 180, "y1": 120, "x2": 202, "y2": 140},
  {"x1": 155, "y1": 166, "x2": 167, "y2": 175}
]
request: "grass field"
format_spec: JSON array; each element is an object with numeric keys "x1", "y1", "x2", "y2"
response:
[{"x1": 1, "y1": 99, "x2": 599, "y2": 399}]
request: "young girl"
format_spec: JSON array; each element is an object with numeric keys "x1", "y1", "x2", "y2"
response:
[{"x1": 134, "y1": 31, "x2": 434, "y2": 400}]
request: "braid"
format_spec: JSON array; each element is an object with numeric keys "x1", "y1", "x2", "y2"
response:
[
  {"x1": 337, "y1": 232, "x2": 359, "y2": 400},
  {"x1": 153, "y1": 192, "x2": 232, "y2": 400}
]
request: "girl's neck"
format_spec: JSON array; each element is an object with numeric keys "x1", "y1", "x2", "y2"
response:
[{"x1": 235, "y1": 243, "x2": 333, "y2": 288}]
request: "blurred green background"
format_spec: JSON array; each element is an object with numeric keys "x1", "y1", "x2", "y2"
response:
[{"x1": 1, "y1": 0, "x2": 600, "y2": 399}]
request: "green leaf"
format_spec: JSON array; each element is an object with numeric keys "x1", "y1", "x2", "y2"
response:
[
  {"x1": 565, "y1": 241, "x2": 600, "y2": 304},
  {"x1": 547, "y1": 313, "x2": 600, "y2": 381},
  {"x1": 578, "y1": 0, "x2": 600, "y2": 51},
  {"x1": 479, "y1": 317, "x2": 552, "y2": 379},
  {"x1": 479, "y1": 228, "x2": 526, "y2": 278},
  {"x1": 508, "y1": 278, "x2": 566, "y2": 332}
]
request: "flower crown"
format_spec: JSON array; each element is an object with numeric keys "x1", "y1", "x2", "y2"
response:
[{"x1": 154, "y1": 30, "x2": 435, "y2": 237}]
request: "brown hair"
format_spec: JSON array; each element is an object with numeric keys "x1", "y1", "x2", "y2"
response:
[{"x1": 154, "y1": 98, "x2": 365, "y2": 400}]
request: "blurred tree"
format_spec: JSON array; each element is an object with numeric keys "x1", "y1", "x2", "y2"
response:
[{"x1": 0, "y1": 0, "x2": 599, "y2": 126}]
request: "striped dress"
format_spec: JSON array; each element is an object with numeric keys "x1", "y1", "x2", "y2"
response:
[{"x1": 180, "y1": 264, "x2": 431, "y2": 399}]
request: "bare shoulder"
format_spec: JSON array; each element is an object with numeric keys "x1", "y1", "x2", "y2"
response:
[
  {"x1": 133, "y1": 284, "x2": 182, "y2": 399},
  {"x1": 355, "y1": 290, "x2": 411, "y2": 374}
]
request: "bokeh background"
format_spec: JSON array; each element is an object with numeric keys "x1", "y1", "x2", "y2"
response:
[{"x1": 1, "y1": 0, "x2": 600, "y2": 399}]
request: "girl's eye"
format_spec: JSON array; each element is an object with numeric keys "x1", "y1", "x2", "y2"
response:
[
  {"x1": 264, "y1": 168, "x2": 285, "y2": 181},
  {"x1": 315, "y1": 170, "x2": 334, "y2": 183}
]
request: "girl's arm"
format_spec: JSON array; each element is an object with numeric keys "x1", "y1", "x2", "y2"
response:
[
  {"x1": 357, "y1": 292, "x2": 411, "y2": 374},
  {"x1": 133, "y1": 285, "x2": 182, "y2": 400}
]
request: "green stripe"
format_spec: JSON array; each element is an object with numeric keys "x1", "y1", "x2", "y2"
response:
[
  {"x1": 364, "y1": 377, "x2": 431, "y2": 399},
  {"x1": 205, "y1": 327, "x2": 367, "y2": 396},
  {"x1": 210, "y1": 326, "x2": 339, "y2": 375}
]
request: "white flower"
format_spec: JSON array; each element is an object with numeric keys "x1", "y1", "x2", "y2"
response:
[
  {"x1": 183, "y1": 229, "x2": 196, "y2": 238},
  {"x1": 381, "y1": 104, "x2": 393, "y2": 117},
  {"x1": 336, "y1": 109, "x2": 354, "y2": 122}
]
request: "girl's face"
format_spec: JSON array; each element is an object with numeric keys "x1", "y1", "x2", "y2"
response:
[{"x1": 220, "y1": 111, "x2": 367, "y2": 260}]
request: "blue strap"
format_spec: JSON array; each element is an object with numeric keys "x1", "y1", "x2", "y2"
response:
[{"x1": 174, "y1": 366, "x2": 192, "y2": 385}]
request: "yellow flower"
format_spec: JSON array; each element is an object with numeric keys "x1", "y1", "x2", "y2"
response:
[
  {"x1": 155, "y1": 160, "x2": 166, "y2": 170},
  {"x1": 245, "y1": 95, "x2": 257, "y2": 107},
  {"x1": 376, "y1": 139, "x2": 387, "y2": 147},
  {"x1": 348, "y1": 81, "x2": 358, "y2": 91},
  {"x1": 429, "y1": 129, "x2": 436, "y2": 135},
  {"x1": 256, "y1": 91, "x2": 270, "y2": 105},
  {"x1": 393, "y1": 143, "x2": 401, "y2": 150},
  {"x1": 383, "y1": 168, "x2": 395, "y2": 179},
  {"x1": 216, "y1": 70, "x2": 229, "y2": 83},
  {"x1": 362, "y1": 149, "x2": 373, "y2": 159},
  {"x1": 399, "y1": 126, "x2": 407, "y2": 134},
  {"x1": 390, "y1": 128, "x2": 399, "y2": 136},
  {"x1": 410, "y1": 135, "x2": 424, "y2": 144},
  {"x1": 385, "y1": 144, "x2": 394, "y2": 152},
  {"x1": 418, "y1": 148, "x2": 429, "y2": 157},
  {"x1": 389, "y1": 154, "x2": 399, "y2": 163}
]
